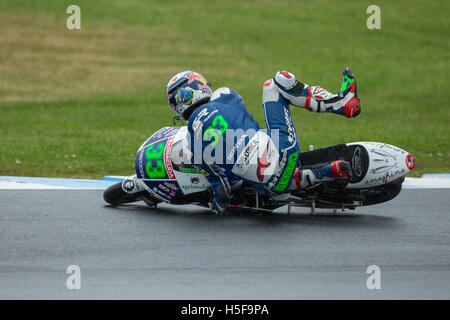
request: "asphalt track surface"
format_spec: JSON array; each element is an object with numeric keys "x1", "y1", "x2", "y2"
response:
[{"x1": 0, "y1": 189, "x2": 449, "y2": 299}]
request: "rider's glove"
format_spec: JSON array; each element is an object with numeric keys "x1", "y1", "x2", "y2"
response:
[
  {"x1": 208, "y1": 176, "x2": 231, "y2": 215},
  {"x1": 208, "y1": 197, "x2": 228, "y2": 215}
]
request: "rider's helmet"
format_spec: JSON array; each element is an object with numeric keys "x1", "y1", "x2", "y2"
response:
[{"x1": 166, "y1": 70, "x2": 213, "y2": 120}]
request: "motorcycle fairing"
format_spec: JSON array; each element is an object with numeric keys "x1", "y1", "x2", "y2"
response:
[
  {"x1": 135, "y1": 126, "x2": 210, "y2": 202},
  {"x1": 135, "y1": 127, "x2": 183, "y2": 202}
]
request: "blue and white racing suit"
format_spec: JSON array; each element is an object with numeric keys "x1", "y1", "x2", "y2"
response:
[{"x1": 187, "y1": 82, "x2": 300, "y2": 210}]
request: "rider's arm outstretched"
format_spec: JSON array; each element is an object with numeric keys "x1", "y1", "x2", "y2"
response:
[
  {"x1": 271, "y1": 67, "x2": 360, "y2": 118},
  {"x1": 261, "y1": 67, "x2": 359, "y2": 193}
]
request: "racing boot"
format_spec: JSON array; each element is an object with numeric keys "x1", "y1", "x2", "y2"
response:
[
  {"x1": 273, "y1": 68, "x2": 360, "y2": 118},
  {"x1": 293, "y1": 160, "x2": 352, "y2": 190}
]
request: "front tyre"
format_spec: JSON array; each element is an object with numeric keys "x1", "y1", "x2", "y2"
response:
[{"x1": 103, "y1": 182, "x2": 148, "y2": 205}]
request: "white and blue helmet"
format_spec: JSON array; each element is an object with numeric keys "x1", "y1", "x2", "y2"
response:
[{"x1": 166, "y1": 70, "x2": 213, "y2": 120}]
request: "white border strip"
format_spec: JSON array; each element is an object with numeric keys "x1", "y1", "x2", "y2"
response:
[{"x1": 0, "y1": 174, "x2": 449, "y2": 190}]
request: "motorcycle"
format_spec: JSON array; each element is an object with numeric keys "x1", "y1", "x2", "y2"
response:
[{"x1": 103, "y1": 124, "x2": 416, "y2": 214}]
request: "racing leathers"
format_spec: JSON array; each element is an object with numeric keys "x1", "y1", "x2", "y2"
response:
[{"x1": 187, "y1": 68, "x2": 359, "y2": 214}]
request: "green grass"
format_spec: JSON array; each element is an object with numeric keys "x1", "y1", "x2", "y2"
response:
[{"x1": 0, "y1": 0, "x2": 449, "y2": 178}]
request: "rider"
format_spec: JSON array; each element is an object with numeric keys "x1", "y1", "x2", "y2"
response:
[{"x1": 166, "y1": 68, "x2": 360, "y2": 214}]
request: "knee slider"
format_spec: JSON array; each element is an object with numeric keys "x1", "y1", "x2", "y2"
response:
[{"x1": 262, "y1": 79, "x2": 280, "y2": 103}]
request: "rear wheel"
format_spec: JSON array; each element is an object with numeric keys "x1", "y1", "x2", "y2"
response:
[
  {"x1": 289, "y1": 177, "x2": 404, "y2": 208},
  {"x1": 360, "y1": 178, "x2": 404, "y2": 206}
]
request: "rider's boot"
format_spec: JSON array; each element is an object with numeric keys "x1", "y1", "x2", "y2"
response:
[
  {"x1": 273, "y1": 68, "x2": 361, "y2": 118},
  {"x1": 293, "y1": 160, "x2": 352, "y2": 189}
]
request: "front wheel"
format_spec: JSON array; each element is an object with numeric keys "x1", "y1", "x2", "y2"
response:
[{"x1": 103, "y1": 182, "x2": 148, "y2": 205}]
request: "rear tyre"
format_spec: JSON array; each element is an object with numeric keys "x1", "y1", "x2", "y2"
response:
[
  {"x1": 360, "y1": 178, "x2": 404, "y2": 206},
  {"x1": 103, "y1": 182, "x2": 147, "y2": 205}
]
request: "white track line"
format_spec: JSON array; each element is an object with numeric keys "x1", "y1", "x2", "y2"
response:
[
  {"x1": 0, "y1": 175, "x2": 449, "y2": 189},
  {"x1": 0, "y1": 180, "x2": 71, "y2": 189}
]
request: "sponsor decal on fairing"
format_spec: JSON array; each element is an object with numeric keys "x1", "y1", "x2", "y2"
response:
[{"x1": 164, "y1": 137, "x2": 176, "y2": 179}]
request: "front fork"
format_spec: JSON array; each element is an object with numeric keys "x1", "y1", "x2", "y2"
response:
[{"x1": 121, "y1": 174, "x2": 146, "y2": 194}]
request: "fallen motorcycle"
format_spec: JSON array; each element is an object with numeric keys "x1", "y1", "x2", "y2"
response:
[{"x1": 104, "y1": 125, "x2": 416, "y2": 214}]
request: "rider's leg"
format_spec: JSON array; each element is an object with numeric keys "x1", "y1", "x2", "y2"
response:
[
  {"x1": 262, "y1": 78, "x2": 300, "y2": 194},
  {"x1": 273, "y1": 68, "x2": 361, "y2": 118},
  {"x1": 262, "y1": 77, "x2": 352, "y2": 193}
]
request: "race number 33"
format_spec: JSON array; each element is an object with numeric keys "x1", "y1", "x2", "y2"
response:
[{"x1": 145, "y1": 142, "x2": 166, "y2": 178}]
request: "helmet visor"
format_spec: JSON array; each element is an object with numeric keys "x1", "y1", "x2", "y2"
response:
[{"x1": 175, "y1": 87, "x2": 194, "y2": 106}]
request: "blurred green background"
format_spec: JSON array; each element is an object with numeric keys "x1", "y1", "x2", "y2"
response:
[{"x1": 0, "y1": 0, "x2": 448, "y2": 178}]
